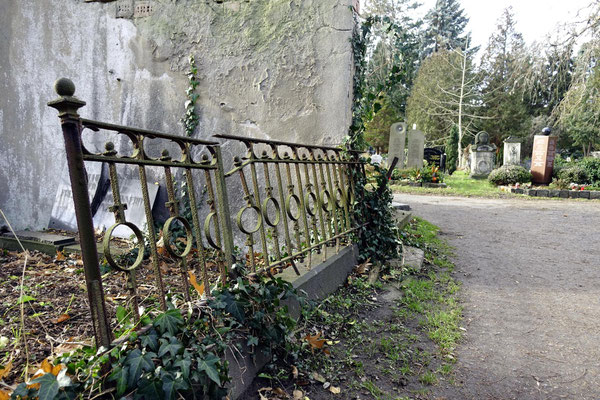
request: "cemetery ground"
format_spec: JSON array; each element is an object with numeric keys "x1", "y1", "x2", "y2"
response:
[
  {"x1": 395, "y1": 193, "x2": 600, "y2": 399},
  {"x1": 0, "y1": 218, "x2": 463, "y2": 400},
  {"x1": 241, "y1": 218, "x2": 463, "y2": 400},
  {"x1": 391, "y1": 171, "x2": 513, "y2": 198}
]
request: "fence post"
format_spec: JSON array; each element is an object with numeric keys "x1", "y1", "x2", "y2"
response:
[
  {"x1": 48, "y1": 78, "x2": 113, "y2": 349},
  {"x1": 213, "y1": 146, "x2": 235, "y2": 280}
]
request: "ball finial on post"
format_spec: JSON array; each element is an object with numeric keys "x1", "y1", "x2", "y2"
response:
[{"x1": 54, "y1": 78, "x2": 76, "y2": 97}]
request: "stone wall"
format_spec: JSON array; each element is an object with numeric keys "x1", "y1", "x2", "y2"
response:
[{"x1": 0, "y1": 0, "x2": 355, "y2": 230}]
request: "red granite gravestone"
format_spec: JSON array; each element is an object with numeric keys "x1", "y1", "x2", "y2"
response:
[{"x1": 531, "y1": 135, "x2": 557, "y2": 184}]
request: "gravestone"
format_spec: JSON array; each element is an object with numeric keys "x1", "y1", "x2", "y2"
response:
[
  {"x1": 93, "y1": 179, "x2": 160, "y2": 238},
  {"x1": 503, "y1": 137, "x2": 521, "y2": 166},
  {"x1": 49, "y1": 162, "x2": 105, "y2": 231},
  {"x1": 49, "y1": 163, "x2": 159, "y2": 238},
  {"x1": 406, "y1": 129, "x2": 425, "y2": 169},
  {"x1": 531, "y1": 128, "x2": 557, "y2": 184},
  {"x1": 469, "y1": 131, "x2": 496, "y2": 178},
  {"x1": 424, "y1": 148, "x2": 444, "y2": 169},
  {"x1": 388, "y1": 122, "x2": 406, "y2": 169}
]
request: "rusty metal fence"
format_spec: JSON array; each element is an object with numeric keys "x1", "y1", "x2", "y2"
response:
[{"x1": 48, "y1": 78, "x2": 364, "y2": 350}]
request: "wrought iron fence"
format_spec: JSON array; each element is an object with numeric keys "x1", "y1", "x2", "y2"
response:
[{"x1": 48, "y1": 78, "x2": 364, "y2": 349}]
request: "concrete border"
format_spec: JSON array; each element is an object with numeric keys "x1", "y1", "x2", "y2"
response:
[{"x1": 226, "y1": 244, "x2": 359, "y2": 399}]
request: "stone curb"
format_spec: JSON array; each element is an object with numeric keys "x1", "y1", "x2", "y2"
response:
[
  {"x1": 501, "y1": 186, "x2": 600, "y2": 200},
  {"x1": 228, "y1": 244, "x2": 359, "y2": 399}
]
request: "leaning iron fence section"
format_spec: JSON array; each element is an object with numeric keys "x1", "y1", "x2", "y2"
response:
[{"x1": 48, "y1": 78, "x2": 365, "y2": 350}]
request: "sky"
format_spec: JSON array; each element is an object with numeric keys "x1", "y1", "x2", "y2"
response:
[{"x1": 417, "y1": 0, "x2": 594, "y2": 51}]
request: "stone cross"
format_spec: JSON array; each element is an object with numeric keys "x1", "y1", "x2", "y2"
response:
[
  {"x1": 406, "y1": 128, "x2": 425, "y2": 169},
  {"x1": 388, "y1": 122, "x2": 406, "y2": 169}
]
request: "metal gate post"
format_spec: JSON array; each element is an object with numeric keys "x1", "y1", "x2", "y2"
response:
[{"x1": 48, "y1": 78, "x2": 112, "y2": 349}]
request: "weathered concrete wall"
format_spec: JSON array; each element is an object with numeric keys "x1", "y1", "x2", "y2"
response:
[{"x1": 0, "y1": 0, "x2": 354, "y2": 230}]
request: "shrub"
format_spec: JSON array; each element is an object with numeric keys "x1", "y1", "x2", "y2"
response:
[
  {"x1": 557, "y1": 165, "x2": 588, "y2": 184},
  {"x1": 579, "y1": 157, "x2": 600, "y2": 185},
  {"x1": 488, "y1": 165, "x2": 532, "y2": 186},
  {"x1": 549, "y1": 178, "x2": 570, "y2": 189},
  {"x1": 391, "y1": 168, "x2": 414, "y2": 181},
  {"x1": 415, "y1": 164, "x2": 444, "y2": 183}
]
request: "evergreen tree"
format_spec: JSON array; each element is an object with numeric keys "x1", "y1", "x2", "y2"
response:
[
  {"x1": 364, "y1": 99, "x2": 401, "y2": 153},
  {"x1": 422, "y1": 0, "x2": 469, "y2": 56},
  {"x1": 479, "y1": 7, "x2": 530, "y2": 145},
  {"x1": 446, "y1": 125, "x2": 459, "y2": 174}
]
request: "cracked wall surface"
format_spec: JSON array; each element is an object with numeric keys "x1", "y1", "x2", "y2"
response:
[{"x1": 0, "y1": 0, "x2": 354, "y2": 230}]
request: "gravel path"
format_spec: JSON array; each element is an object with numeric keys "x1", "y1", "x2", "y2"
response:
[{"x1": 394, "y1": 194, "x2": 600, "y2": 400}]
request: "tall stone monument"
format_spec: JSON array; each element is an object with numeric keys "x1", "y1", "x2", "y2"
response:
[
  {"x1": 469, "y1": 131, "x2": 496, "y2": 178},
  {"x1": 406, "y1": 128, "x2": 425, "y2": 169},
  {"x1": 531, "y1": 127, "x2": 557, "y2": 184},
  {"x1": 388, "y1": 122, "x2": 407, "y2": 169},
  {"x1": 503, "y1": 137, "x2": 521, "y2": 166}
]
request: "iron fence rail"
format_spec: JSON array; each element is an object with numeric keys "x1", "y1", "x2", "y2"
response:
[{"x1": 48, "y1": 78, "x2": 364, "y2": 349}]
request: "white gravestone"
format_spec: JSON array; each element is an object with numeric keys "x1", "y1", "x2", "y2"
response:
[
  {"x1": 93, "y1": 178, "x2": 159, "y2": 238},
  {"x1": 49, "y1": 163, "x2": 104, "y2": 231},
  {"x1": 406, "y1": 129, "x2": 425, "y2": 169},
  {"x1": 388, "y1": 122, "x2": 406, "y2": 169},
  {"x1": 469, "y1": 131, "x2": 497, "y2": 178},
  {"x1": 503, "y1": 137, "x2": 521, "y2": 166}
]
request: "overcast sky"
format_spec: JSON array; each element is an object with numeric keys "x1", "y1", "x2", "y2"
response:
[{"x1": 417, "y1": 0, "x2": 593, "y2": 51}]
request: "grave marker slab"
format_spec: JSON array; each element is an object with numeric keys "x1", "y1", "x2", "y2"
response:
[
  {"x1": 531, "y1": 135, "x2": 557, "y2": 184},
  {"x1": 388, "y1": 122, "x2": 406, "y2": 169},
  {"x1": 406, "y1": 129, "x2": 424, "y2": 169},
  {"x1": 424, "y1": 147, "x2": 444, "y2": 169},
  {"x1": 503, "y1": 137, "x2": 521, "y2": 166}
]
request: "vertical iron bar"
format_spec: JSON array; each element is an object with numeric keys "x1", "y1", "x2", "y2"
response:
[
  {"x1": 323, "y1": 154, "x2": 341, "y2": 252},
  {"x1": 248, "y1": 149, "x2": 270, "y2": 272},
  {"x1": 309, "y1": 152, "x2": 328, "y2": 261},
  {"x1": 293, "y1": 151, "x2": 313, "y2": 268},
  {"x1": 48, "y1": 80, "x2": 112, "y2": 349},
  {"x1": 163, "y1": 164, "x2": 191, "y2": 302},
  {"x1": 272, "y1": 150, "x2": 296, "y2": 270},
  {"x1": 213, "y1": 146, "x2": 234, "y2": 282},
  {"x1": 185, "y1": 167, "x2": 211, "y2": 295}
]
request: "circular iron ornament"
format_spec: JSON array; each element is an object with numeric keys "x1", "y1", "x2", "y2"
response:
[
  {"x1": 304, "y1": 192, "x2": 318, "y2": 217},
  {"x1": 320, "y1": 189, "x2": 333, "y2": 212},
  {"x1": 261, "y1": 197, "x2": 281, "y2": 227},
  {"x1": 204, "y1": 212, "x2": 221, "y2": 250},
  {"x1": 236, "y1": 205, "x2": 263, "y2": 235},
  {"x1": 335, "y1": 188, "x2": 345, "y2": 208},
  {"x1": 103, "y1": 222, "x2": 145, "y2": 272},
  {"x1": 163, "y1": 216, "x2": 194, "y2": 258},
  {"x1": 285, "y1": 194, "x2": 301, "y2": 221}
]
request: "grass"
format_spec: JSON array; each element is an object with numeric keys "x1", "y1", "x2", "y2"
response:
[{"x1": 391, "y1": 170, "x2": 513, "y2": 197}]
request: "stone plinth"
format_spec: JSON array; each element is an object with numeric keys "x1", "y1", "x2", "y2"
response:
[
  {"x1": 531, "y1": 135, "x2": 557, "y2": 184},
  {"x1": 388, "y1": 122, "x2": 406, "y2": 169}
]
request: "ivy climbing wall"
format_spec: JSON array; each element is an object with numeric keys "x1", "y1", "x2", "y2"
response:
[{"x1": 0, "y1": 0, "x2": 355, "y2": 230}]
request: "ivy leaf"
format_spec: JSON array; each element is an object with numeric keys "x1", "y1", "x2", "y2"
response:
[
  {"x1": 173, "y1": 358, "x2": 192, "y2": 380},
  {"x1": 135, "y1": 378, "x2": 163, "y2": 400},
  {"x1": 221, "y1": 292, "x2": 245, "y2": 323},
  {"x1": 124, "y1": 349, "x2": 155, "y2": 388},
  {"x1": 108, "y1": 366, "x2": 128, "y2": 396},
  {"x1": 140, "y1": 329, "x2": 159, "y2": 352},
  {"x1": 158, "y1": 337, "x2": 183, "y2": 358},
  {"x1": 153, "y1": 309, "x2": 183, "y2": 336},
  {"x1": 246, "y1": 336, "x2": 259, "y2": 347},
  {"x1": 197, "y1": 353, "x2": 221, "y2": 386},
  {"x1": 32, "y1": 373, "x2": 59, "y2": 400}
]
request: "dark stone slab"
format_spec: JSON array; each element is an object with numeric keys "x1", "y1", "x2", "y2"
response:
[
  {"x1": 391, "y1": 202, "x2": 411, "y2": 211},
  {"x1": 590, "y1": 191, "x2": 600, "y2": 200},
  {"x1": 548, "y1": 190, "x2": 560, "y2": 197},
  {"x1": 559, "y1": 190, "x2": 569, "y2": 198},
  {"x1": 568, "y1": 191, "x2": 579, "y2": 198},
  {"x1": 579, "y1": 191, "x2": 590, "y2": 199},
  {"x1": 528, "y1": 189, "x2": 537, "y2": 196},
  {"x1": 536, "y1": 189, "x2": 549, "y2": 197},
  {"x1": 514, "y1": 188, "x2": 524, "y2": 194}
]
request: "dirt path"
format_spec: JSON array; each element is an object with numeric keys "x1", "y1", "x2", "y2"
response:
[{"x1": 394, "y1": 194, "x2": 600, "y2": 400}]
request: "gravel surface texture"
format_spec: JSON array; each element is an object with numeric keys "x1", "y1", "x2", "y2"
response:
[{"x1": 394, "y1": 194, "x2": 600, "y2": 400}]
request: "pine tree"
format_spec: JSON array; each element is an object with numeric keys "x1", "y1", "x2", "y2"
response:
[
  {"x1": 422, "y1": 0, "x2": 469, "y2": 57},
  {"x1": 364, "y1": 99, "x2": 401, "y2": 153},
  {"x1": 479, "y1": 7, "x2": 530, "y2": 145}
]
